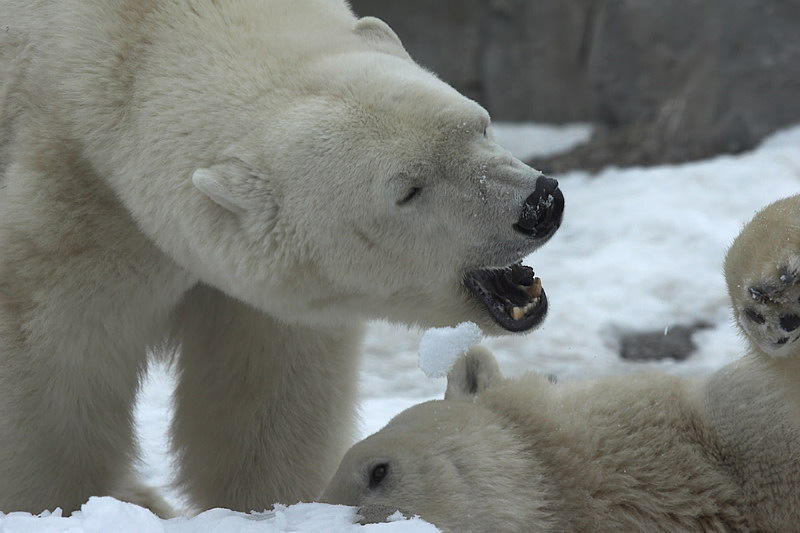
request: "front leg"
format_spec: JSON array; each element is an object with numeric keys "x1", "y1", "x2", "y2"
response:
[
  {"x1": 171, "y1": 285, "x2": 363, "y2": 512},
  {"x1": 725, "y1": 194, "x2": 800, "y2": 357}
]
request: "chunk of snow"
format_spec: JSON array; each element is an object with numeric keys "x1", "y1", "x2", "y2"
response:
[{"x1": 418, "y1": 322, "x2": 483, "y2": 378}]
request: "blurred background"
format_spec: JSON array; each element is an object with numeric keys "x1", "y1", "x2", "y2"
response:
[{"x1": 349, "y1": 0, "x2": 800, "y2": 172}]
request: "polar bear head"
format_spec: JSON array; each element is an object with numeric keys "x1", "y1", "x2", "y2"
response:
[
  {"x1": 187, "y1": 13, "x2": 564, "y2": 333},
  {"x1": 320, "y1": 347, "x2": 553, "y2": 532}
]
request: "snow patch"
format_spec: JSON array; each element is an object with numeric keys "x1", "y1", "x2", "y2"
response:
[
  {"x1": 418, "y1": 322, "x2": 483, "y2": 378},
  {"x1": 490, "y1": 122, "x2": 593, "y2": 160},
  {"x1": 0, "y1": 498, "x2": 440, "y2": 533}
]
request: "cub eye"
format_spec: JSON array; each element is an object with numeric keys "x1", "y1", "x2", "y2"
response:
[
  {"x1": 397, "y1": 186, "x2": 422, "y2": 206},
  {"x1": 369, "y1": 463, "x2": 389, "y2": 488},
  {"x1": 483, "y1": 127, "x2": 487, "y2": 137}
]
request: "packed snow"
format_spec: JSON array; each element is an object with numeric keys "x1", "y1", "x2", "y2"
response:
[
  {"x1": 0, "y1": 497, "x2": 439, "y2": 533},
  {"x1": 417, "y1": 322, "x2": 483, "y2": 378},
  {"x1": 3, "y1": 122, "x2": 800, "y2": 532},
  {"x1": 489, "y1": 122, "x2": 592, "y2": 159}
]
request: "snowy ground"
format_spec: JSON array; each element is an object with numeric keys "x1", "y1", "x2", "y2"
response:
[{"x1": 3, "y1": 122, "x2": 800, "y2": 532}]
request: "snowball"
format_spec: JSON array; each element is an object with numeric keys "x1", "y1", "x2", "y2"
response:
[{"x1": 418, "y1": 322, "x2": 483, "y2": 378}]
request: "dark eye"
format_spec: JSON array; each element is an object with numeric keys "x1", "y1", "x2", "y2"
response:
[
  {"x1": 483, "y1": 127, "x2": 487, "y2": 137},
  {"x1": 397, "y1": 186, "x2": 421, "y2": 206},
  {"x1": 369, "y1": 463, "x2": 389, "y2": 488}
]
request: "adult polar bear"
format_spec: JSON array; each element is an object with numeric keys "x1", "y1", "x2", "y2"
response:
[
  {"x1": 323, "y1": 196, "x2": 800, "y2": 532},
  {"x1": 0, "y1": 0, "x2": 563, "y2": 516}
]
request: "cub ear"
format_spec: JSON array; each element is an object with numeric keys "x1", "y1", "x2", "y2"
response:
[
  {"x1": 445, "y1": 346, "x2": 502, "y2": 400},
  {"x1": 353, "y1": 17, "x2": 410, "y2": 59},
  {"x1": 192, "y1": 160, "x2": 276, "y2": 217}
]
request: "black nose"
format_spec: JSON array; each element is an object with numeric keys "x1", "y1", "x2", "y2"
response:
[{"x1": 515, "y1": 176, "x2": 564, "y2": 238}]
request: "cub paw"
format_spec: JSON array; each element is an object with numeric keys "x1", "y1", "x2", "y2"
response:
[
  {"x1": 725, "y1": 195, "x2": 800, "y2": 357},
  {"x1": 737, "y1": 265, "x2": 800, "y2": 357}
]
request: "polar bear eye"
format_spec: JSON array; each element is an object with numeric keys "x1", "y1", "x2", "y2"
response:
[
  {"x1": 369, "y1": 463, "x2": 389, "y2": 488},
  {"x1": 397, "y1": 186, "x2": 422, "y2": 206}
]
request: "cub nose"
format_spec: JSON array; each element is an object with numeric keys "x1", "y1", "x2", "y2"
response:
[{"x1": 515, "y1": 176, "x2": 564, "y2": 239}]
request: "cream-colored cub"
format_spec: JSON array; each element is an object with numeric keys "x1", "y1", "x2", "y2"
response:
[{"x1": 323, "y1": 196, "x2": 800, "y2": 532}]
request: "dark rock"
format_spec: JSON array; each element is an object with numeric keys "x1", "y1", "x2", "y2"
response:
[
  {"x1": 618, "y1": 322, "x2": 711, "y2": 362},
  {"x1": 348, "y1": 0, "x2": 800, "y2": 170},
  {"x1": 356, "y1": 504, "x2": 410, "y2": 525},
  {"x1": 562, "y1": 0, "x2": 800, "y2": 172},
  {"x1": 534, "y1": 0, "x2": 800, "y2": 172}
]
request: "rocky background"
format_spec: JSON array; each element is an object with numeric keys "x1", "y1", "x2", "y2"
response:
[{"x1": 349, "y1": 0, "x2": 800, "y2": 172}]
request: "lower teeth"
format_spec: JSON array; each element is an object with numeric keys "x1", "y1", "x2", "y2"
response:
[{"x1": 510, "y1": 297, "x2": 541, "y2": 320}]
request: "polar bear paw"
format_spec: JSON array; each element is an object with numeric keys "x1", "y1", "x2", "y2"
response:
[{"x1": 737, "y1": 262, "x2": 800, "y2": 357}]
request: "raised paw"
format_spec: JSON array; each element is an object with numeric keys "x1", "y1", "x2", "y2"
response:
[
  {"x1": 725, "y1": 195, "x2": 800, "y2": 357},
  {"x1": 736, "y1": 265, "x2": 800, "y2": 357}
]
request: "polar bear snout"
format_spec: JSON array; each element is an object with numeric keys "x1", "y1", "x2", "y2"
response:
[{"x1": 514, "y1": 176, "x2": 564, "y2": 240}]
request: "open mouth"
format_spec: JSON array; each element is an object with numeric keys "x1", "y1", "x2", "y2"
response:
[{"x1": 464, "y1": 262, "x2": 547, "y2": 332}]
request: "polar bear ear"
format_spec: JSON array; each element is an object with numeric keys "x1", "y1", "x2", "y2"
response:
[
  {"x1": 354, "y1": 17, "x2": 410, "y2": 59},
  {"x1": 445, "y1": 346, "x2": 502, "y2": 400},
  {"x1": 192, "y1": 161, "x2": 276, "y2": 217}
]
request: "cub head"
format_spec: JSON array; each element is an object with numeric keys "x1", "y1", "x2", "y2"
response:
[
  {"x1": 321, "y1": 347, "x2": 552, "y2": 532},
  {"x1": 190, "y1": 15, "x2": 564, "y2": 334}
]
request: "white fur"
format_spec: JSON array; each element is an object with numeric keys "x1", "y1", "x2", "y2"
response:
[
  {"x1": 0, "y1": 0, "x2": 552, "y2": 516},
  {"x1": 323, "y1": 198, "x2": 800, "y2": 532}
]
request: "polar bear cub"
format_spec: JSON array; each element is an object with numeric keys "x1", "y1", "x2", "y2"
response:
[{"x1": 322, "y1": 196, "x2": 800, "y2": 532}]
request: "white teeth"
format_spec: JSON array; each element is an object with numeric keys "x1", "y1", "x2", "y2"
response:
[
  {"x1": 510, "y1": 298, "x2": 541, "y2": 321},
  {"x1": 508, "y1": 277, "x2": 544, "y2": 321}
]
